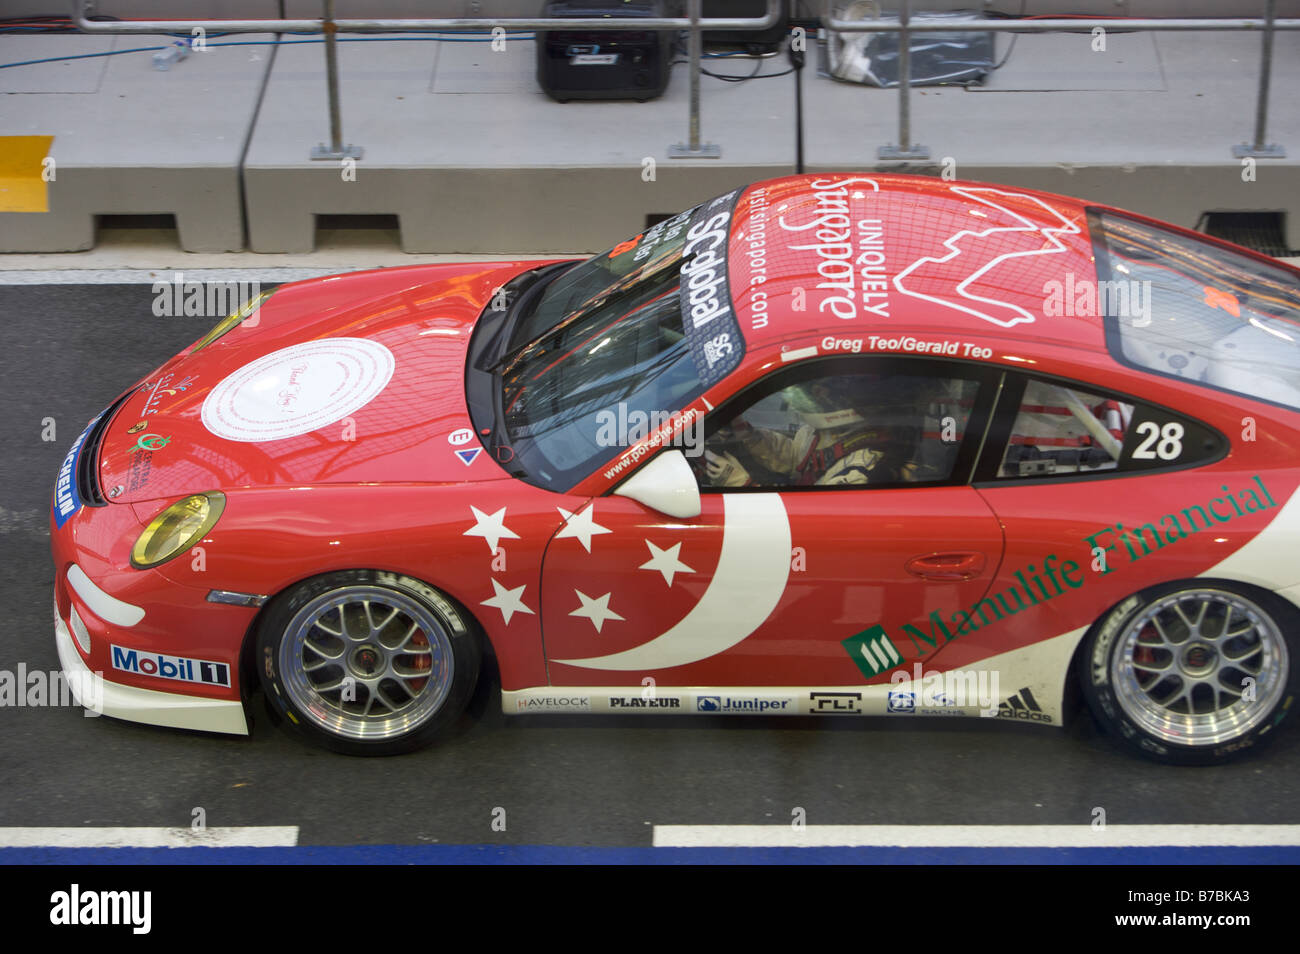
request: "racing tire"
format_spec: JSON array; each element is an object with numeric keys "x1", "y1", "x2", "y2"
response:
[
  {"x1": 256, "y1": 570, "x2": 481, "y2": 756},
  {"x1": 1078, "y1": 580, "x2": 1297, "y2": 765}
]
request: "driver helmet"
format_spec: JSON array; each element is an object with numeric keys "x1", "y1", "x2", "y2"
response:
[{"x1": 784, "y1": 378, "x2": 865, "y2": 432}]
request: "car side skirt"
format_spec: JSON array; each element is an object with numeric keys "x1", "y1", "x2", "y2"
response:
[{"x1": 505, "y1": 629, "x2": 1089, "y2": 724}]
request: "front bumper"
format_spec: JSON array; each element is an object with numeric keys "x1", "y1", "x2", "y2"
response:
[{"x1": 54, "y1": 598, "x2": 248, "y2": 735}]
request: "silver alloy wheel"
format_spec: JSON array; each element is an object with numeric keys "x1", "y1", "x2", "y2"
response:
[
  {"x1": 1112, "y1": 588, "x2": 1289, "y2": 746},
  {"x1": 279, "y1": 585, "x2": 455, "y2": 741}
]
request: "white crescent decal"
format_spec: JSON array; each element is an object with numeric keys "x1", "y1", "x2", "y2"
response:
[{"x1": 555, "y1": 494, "x2": 792, "y2": 671}]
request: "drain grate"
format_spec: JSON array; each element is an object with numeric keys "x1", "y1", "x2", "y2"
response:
[
  {"x1": 315, "y1": 214, "x2": 400, "y2": 231},
  {"x1": 1198, "y1": 211, "x2": 1298, "y2": 257},
  {"x1": 96, "y1": 213, "x2": 177, "y2": 231}
]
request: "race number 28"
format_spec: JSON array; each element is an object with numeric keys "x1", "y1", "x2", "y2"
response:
[{"x1": 1132, "y1": 420, "x2": 1184, "y2": 460}]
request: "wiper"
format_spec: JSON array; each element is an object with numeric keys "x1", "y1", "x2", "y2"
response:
[
  {"x1": 492, "y1": 307, "x2": 588, "y2": 377},
  {"x1": 485, "y1": 262, "x2": 577, "y2": 373},
  {"x1": 492, "y1": 254, "x2": 680, "y2": 375},
  {"x1": 477, "y1": 262, "x2": 578, "y2": 478}
]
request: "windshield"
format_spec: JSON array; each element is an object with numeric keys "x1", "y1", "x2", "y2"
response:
[
  {"x1": 501, "y1": 189, "x2": 744, "y2": 490},
  {"x1": 1092, "y1": 209, "x2": 1300, "y2": 410}
]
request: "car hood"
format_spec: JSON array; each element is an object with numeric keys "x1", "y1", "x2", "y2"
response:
[{"x1": 96, "y1": 262, "x2": 539, "y2": 503}]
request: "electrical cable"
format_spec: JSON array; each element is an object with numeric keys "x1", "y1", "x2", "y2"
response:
[
  {"x1": 0, "y1": 34, "x2": 537, "y2": 70},
  {"x1": 671, "y1": 35, "x2": 792, "y2": 82},
  {"x1": 701, "y1": 58, "x2": 793, "y2": 81}
]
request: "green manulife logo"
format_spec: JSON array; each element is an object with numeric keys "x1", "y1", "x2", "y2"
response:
[
  {"x1": 844, "y1": 474, "x2": 1279, "y2": 676},
  {"x1": 843, "y1": 625, "x2": 903, "y2": 678}
]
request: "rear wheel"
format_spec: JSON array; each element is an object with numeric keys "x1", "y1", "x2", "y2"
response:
[
  {"x1": 1080, "y1": 581, "x2": 1296, "y2": 764},
  {"x1": 256, "y1": 570, "x2": 480, "y2": 756}
]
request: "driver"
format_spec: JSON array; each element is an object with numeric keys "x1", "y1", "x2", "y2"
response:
[{"x1": 704, "y1": 377, "x2": 912, "y2": 487}]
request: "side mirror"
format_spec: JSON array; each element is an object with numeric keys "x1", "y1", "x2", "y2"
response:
[{"x1": 612, "y1": 449, "x2": 701, "y2": 518}]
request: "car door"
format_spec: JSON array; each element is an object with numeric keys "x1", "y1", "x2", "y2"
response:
[
  {"x1": 538, "y1": 355, "x2": 1007, "y2": 688},
  {"x1": 933, "y1": 373, "x2": 1236, "y2": 675}
]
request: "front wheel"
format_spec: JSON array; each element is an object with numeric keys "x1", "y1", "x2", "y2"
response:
[
  {"x1": 256, "y1": 570, "x2": 481, "y2": 756},
  {"x1": 1080, "y1": 581, "x2": 1297, "y2": 765}
]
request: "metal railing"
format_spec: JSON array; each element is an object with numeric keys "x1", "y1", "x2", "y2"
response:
[
  {"x1": 823, "y1": 0, "x2": 1297, "y2": 160},
  {"x1": 69, "y1": 0, "x2": 781, "y2": 159},
  {"x1": 69, "y1": 1, "x2": 1297, "y2": 162}
]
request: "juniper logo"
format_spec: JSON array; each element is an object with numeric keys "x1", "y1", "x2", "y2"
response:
[
  {"x1": 50, "y1": 884, "x2": 151, "y2": 934},
  {"x1": 843, "y1": 624, "x2": 903, "y2": 677},
  {"x1": 696, "y1": 695, "x2": 791, "y2": 713}
]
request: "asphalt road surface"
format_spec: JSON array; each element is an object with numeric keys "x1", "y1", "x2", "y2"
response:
[{"x1": 2, "y1": 281, "x2": 1297, "y2": 852}]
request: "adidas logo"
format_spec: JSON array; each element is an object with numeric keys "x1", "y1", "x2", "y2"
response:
[{"x1": 996, "y1": 687, "x2": 1053, "y2": 723}]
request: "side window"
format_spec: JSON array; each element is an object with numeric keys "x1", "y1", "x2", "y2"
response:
[
  {"x1": 698, "y1": 362, "x2": 983, "y2": 490},
  {"x1": 1090, "y1": 208, "x2": 1300, "y2": 412},
  {"x1": 1000, "y1": 381, "x2": 1132, "y2": 477},
  {"x1": 995, "y1": 378, "x2": 1225, "y2": 480}
]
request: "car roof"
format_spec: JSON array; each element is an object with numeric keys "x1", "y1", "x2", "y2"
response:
[{"x1": 726, "y1": 173, "x2": 1103, "y2": 356}]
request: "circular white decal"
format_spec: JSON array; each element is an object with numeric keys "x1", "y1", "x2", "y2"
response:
[
  {"x1": 448, "y1": 427, "x2": 474, "y2": 446},
  {"x1": 202, "y1": 338, "x2": 395, "y2": 443}
]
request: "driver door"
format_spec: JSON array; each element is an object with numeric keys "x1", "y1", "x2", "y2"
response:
[{"x1": 538, "y1": 355, "x2": 1006, "y2": 688}]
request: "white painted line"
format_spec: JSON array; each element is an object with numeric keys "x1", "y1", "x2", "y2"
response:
[
  {"x1": 780, "y1": 346, "x2": 818, "y2": 362},
  {"x1": 652, "y1": 824, "x2": 1300, "y2": 848},
  {"x1": 0, "y1": 826, "x2": 299, "y2": 848}
]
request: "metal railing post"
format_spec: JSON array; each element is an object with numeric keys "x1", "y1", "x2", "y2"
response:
[
  {"x1": 67, "y1": 0, "x2": 1300, "y2": 165},
  {"x1": 669, "y1": 0, "x2": 721, "y2": 158},
  {"x1": 310, "y1": 0, "x2": 364, "y2": 159},
  {"x1": 878, "y1": 0, "x2": 929, "y2": 160},
  {"x1": 1233, "y1": 0, "x2": 1285, "y2": 158}
]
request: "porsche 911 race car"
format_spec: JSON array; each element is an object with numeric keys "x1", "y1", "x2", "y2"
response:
[{"x1": 51, "y1": 172, "x2": 1300, "y2": 762}]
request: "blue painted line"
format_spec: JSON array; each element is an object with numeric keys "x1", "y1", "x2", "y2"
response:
[{"x1": 3, "y1": 845, "x2": 1299, "y2": 864}]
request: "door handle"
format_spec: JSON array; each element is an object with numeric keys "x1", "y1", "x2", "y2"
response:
[{"x1": 905, "y1": 551, "x2": 986, "y2": 582}]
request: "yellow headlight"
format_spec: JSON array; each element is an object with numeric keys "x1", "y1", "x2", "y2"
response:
[
  {"x1": 190, "y1": 290, "x2": 273, "y2": 354},
  {"x1": 130, "y1": 493, "x2": 226, "y2": 569}
]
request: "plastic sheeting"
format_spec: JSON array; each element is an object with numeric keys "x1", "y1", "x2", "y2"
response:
[{"x1": 821, "y1": 6, "x2": 996, "y2": 87}]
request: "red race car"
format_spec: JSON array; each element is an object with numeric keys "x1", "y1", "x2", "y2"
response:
[{"x1": 51, "y1": 173, "x2": 1300, "y2": 762}]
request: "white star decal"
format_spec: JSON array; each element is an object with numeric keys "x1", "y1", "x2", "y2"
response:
[
  {"x1": 554, "y1": 503, "x2": 611, "y2": 553},
  {"x1": 480, "y1": 579, "x2": 534, "y2": 625},
  {"x1": 638, "y1": 540, "x2": 695, "y2": 587},
  {"x1": 463, "y1": 506, "x2": 519, "y2": 554},
  {"x1": 569, "y1": 589, "x2": 624, "y2": 634}
]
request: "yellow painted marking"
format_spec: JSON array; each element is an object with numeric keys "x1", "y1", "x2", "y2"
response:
[{"x1": 0, "y1": 135, "x2": 55, "y2": 212}]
